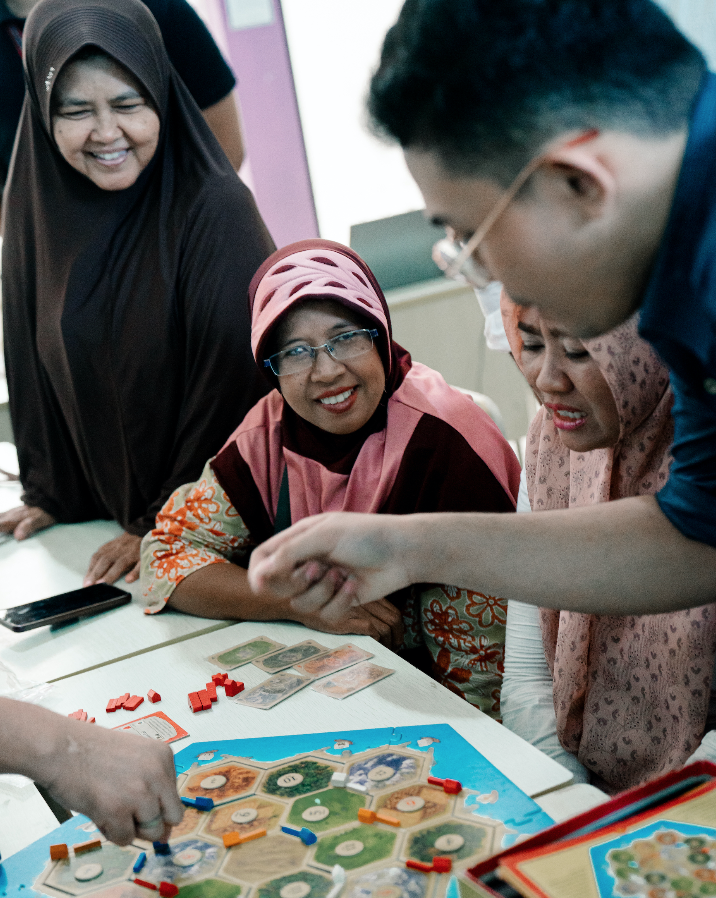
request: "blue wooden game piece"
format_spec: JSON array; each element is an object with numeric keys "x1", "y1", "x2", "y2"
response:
[
  {"x1": 153, "y1": 841, "x2": 171, "y2": 856},
  {"x1": 281, "y1": 825, "x2": 302, "y2": 838},
  {"x1": 133, "y1": 852, "x2": 147, "y2": 873},
  {"x1": 194, "y1": 796, "x2": 214, "y2": 811},
  {"x1": 299, "y1": 827, "x2": 317, "y2": 845}
]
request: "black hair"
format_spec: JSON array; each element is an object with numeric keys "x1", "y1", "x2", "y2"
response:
[{"x1": 368, "y1": 0, "x2": 706, "y2": 184}]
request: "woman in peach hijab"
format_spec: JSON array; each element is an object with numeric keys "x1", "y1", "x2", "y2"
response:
[{"x1": 500, "y1": 294, "x2": 716, "y2": 792}]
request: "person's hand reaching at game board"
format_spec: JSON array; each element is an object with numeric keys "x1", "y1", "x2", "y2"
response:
[{"x1": 0, "y1": 697, "x2": 184, "y2": 845}]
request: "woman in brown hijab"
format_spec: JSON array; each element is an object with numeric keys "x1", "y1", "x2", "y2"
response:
[{"x1": 0, "y1": 0, "x2": 273, "y2": 584}]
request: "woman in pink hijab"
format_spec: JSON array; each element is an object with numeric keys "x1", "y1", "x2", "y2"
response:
[
  {"x1": 500, "y1": 294, "x2": 716, "y2": 791},
  {"x1": 141, "y1": 240, "x2": 520, "y2": 718}
]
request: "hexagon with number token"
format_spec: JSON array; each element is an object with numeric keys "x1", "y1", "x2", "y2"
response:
[
  {"x1": 180, "y1": 761, "x2": 263, "y2": 805},
  {"x1": 287, "y1": 787, "x2": 366, "y2": 833},
  {"x1": 200, "y1": 795, "x2": 288, "y2": 841}
]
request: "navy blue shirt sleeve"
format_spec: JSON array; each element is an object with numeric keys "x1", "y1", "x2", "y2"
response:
[
  {"x1": 142, "y1": 0, "x2": 236, "y2": 110},
  {"x1": 656, "y1": 371, "x2": 716, "y2": 547}
]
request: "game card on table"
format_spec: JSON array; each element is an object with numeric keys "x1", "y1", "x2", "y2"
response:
[
  {"x1": 310, "y1": 661, "x2": 395, "y2": 699},
  {"x1": 231, "y1": 670, "x2": 314, "y2": 709},
  {"x1": 292, "y1": 643, "x2": 374, "y2": 678},
  {"x1": 207, "y1": 635, "x2": 286, "y2": 671},
  {"x1": 252, "y1": 639, "x2": 330, "y2": 673}
]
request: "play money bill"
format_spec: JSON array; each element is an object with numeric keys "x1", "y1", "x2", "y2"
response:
[
  {"x1": 310, "y1": 661, "x2": 395, "y2": 699},
  {"x1": 252, "y1": 639, "x2": 331, "y2": 673},
  {"x1": 232, "y1": 670, "x2": 314, "y2": 710},
  {"x1": 293, "y1": 643, "x2": 374, "y2": 678},
  {"x1": 207, "y1": 636, "x2": 286, "y2": 671}
]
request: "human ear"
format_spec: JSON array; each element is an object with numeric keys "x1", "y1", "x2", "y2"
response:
[{"x1": 542, "y1": 144, "x2": 616, "y2": 220}]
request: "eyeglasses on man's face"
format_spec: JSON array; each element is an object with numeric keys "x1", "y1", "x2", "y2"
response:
[
  {"x1": 264, "y1": 328, "x2": 379, "y2": 377},
  {"x1": 436, "y1": 130, "x2": 600, "y2": 289}
]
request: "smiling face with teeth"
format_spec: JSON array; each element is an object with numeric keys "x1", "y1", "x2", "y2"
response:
[
  {"x1": 516, "y1": 306, "x2": 621, "y2": 453},
  {"x1": 273, "y1": 299, "x2": 386, "y2": 436},
  {"x1": 51, "y1": 51, "x2": 160, "y2": 191}
]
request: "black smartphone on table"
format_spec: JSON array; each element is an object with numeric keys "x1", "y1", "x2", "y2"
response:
[{"x1": 0, "y1": 583, "x2": 132, "y2": 632}]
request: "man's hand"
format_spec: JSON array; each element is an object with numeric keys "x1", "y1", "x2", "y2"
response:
[
  {"x1": 41, "y1": 720, "x2": 184, "y2": 844},
  {"x1": 84, "y1": 532, "x2": 142, "y2": 586},
  {"x1": 0, "y1": 504, "x2": 56, "y2": 540},
  {"x1": 248, "y1": 512, "x2": 414, "y2": 607}
]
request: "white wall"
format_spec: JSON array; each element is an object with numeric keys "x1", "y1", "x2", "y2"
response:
[
  {"x1": 281, "y1": 0, "x2": 423, "y2": 245},
  {"x1": 655, "y1": 0, "x2": 716, "y2": 69}
]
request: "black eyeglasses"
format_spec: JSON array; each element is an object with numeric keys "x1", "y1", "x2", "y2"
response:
[{"x1": 264, "y1": 328, "x2": 379, "y2": 377}]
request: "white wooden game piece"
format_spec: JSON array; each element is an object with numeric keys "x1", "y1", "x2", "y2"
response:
[
  {"x1": 280, "y1": 881, "x2": 312, "y2": 898},
  {"x1": 326, "y1": 864, "x2": 346, "y2": 898},
  {"x1": 200, "y1": 774, "x2": 227, "y2": 790},
  {"x1": 330, "y1": 772, "x2": 348, "y2": 788},
  {"x1": 277, "y1": 773, "x2": 304, "y2": 788},
  {"x1": 74, "y1": 863, "x2": 103, "y2": 882},
  {"x1": 434, "y1": 834, "x2": 464, "y2": 852},
  {"x1": 396, "y1": 796, "x2": 425, "y2": 813},
  {"x1": 346, "y1": 781, "x2": 367, "y2": 794},
  {"x1": 231, "y1": 807, "x2": 259, "y2": 824},
  {"x1": 334, "y1": 839, "x2": 364, "y2": 857},
  {"x1": 173, "y1": 847, "x2": 202, "y2": 867},
  {"x1": 367, "y1": 765, "x2": 394, "y2": 782},
  {"x1": 302, "y1": 805, "x2": 330, "y2": 822}
]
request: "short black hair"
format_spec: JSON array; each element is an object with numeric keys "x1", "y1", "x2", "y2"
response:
[{"x1": 368, "y1": 0, "x2": 706, "y2": 183}]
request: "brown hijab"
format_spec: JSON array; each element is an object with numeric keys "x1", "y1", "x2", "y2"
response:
[{"x1": 2, "y1": 0, "x2": 273, "y2": 534}]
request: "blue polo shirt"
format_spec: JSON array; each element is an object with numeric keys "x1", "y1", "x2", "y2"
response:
[{"x1": 640, "y1": 71, "x2": 716, "y2": 548}]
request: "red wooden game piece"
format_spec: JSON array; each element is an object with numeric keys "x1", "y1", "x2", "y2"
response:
[
  {"x1": 198, "y1": 689, "x2": 212, "y2": 710},
  {"x1": 188, "y1": 692, "x2": 202, "y2": 713},
  {"x1": 406, "y1": 860, "x2": 433, "y2": 873},
  {"x1": 205, "y1": 682, "x2": 218, "y2": 702},
  {"x1": 159, "y1": 883, "x2": 179, "y2": 897},
  {"x1": 124, "y1": 695, "x2": 144, "y2": 712},
  {"x1": 443, "y1": 778, "x2": 462, "y2": 794},
  {"x1": 432, "y1": 857, "x2": 452, "y2": 873},
  {"x1": 211, "y1": 672, "x2": 227, "y2": 686},
  {"x1": 106, "y1": 698, "x2": 117, "y2": 712},
  {"x1": 134, "y1": 879, "x2": 158, "y2": 890},
  {"x1": 224, "y1": 679, "x2": 244, "y2": 697},
  {"x1": 116, "y1": 693, "x2": 130, "y2": 707},
  {"x1": 147, "y1": 689, "x2": 161, "y2": 703}
]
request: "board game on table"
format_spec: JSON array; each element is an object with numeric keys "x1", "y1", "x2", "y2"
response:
[{"x1": 1, "y1": 725, "x2": 554, "y2": 897}]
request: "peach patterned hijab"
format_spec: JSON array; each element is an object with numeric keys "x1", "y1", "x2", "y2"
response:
[{"x1": 502, "y1": 295, "x2": 716, "y2": 791}]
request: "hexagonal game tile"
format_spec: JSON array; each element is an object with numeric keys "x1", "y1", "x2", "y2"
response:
[
  {"x1": 344, "y1": 863, "x2": 430, "y2": 898},
  {"x1": 173, "y1": 879, "x2": 244, "y2": 898},
  {"x1": 257, "y1": 869, "x2": 333, "y2": 898},
  {"x1": 261, "y1": 760, "x2": 339, "y2": 798},
  {"x1": 221, "y1": 832, "x2": 309, "y2": 884},
  {"x1": 287, "y1": 788, "x2": 366, "y2": 833},
  {"x1": 406, "y1": 821, "x2": 501, "y2": 866},
  {"x1": 375, "y1": 785, "x2": 450, "y2": 827},
  {"x1": 141, "y1": 838, "x2": 221, "y2": 885},
  {"x1": 180, "y1": 762, "x2": 261, "y2": 805},
  {"x1": 167, "y1": 804, "x2": 205, "y2": 840},
  {"x1": 312, "y1": 824, "x2": 398, "y2": 872},
  {"x1": 200, "y1": 795, "x2": 287, "y2": 840},
  {"x1": 40, "y1": 843, "x2": 139, "y2": 896},
  {"x1": 347, "y1": 753, "x2": 422, "y2": 794}
]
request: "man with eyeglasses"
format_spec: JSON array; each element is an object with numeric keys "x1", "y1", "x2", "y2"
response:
[{"x1": 248, "y1": 0, "x2": 716, "y2": 621}]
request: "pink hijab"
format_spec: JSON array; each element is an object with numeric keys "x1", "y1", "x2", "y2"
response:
[
  {"x1": 210, "y1": 241, "x2": 520, "y2": 548},
  {"x1": 502, "y1": 294, "x2": 716, "y2": 792}
]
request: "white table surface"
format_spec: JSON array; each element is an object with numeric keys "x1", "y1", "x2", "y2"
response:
[{"x1": 0, "y1": 485, "x2": 232, "y2": 689}]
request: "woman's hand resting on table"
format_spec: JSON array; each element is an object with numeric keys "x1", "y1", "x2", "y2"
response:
[
  {"x1": 84, "y1": 532, "x2": 142, "y2": 586},
  {"x1": 0, "y1": 503, "x2": 56, "y2": 540}
]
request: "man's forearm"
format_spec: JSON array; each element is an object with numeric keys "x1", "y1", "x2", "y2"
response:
[
  {"x1": 0, "y1": 697, "x2": 69, "y2": 782},
  {"x1": 402, "y1": 495, "x2": 716, "y2": 615}
]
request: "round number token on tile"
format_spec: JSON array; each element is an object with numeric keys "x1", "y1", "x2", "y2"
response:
[
  {"x1": 74, "y1": 863, "x2": 103, "y2": 882},
  {"x1": 302, "y1": 805, "x2": 330, "y2": 822},
  {"x1": 373, "y1": 887, "x2": 402, "y2": 898},
  {"x1": 231, "y1": 807, "x2": 259, "y2": 825},
  {"x1": 280, "y1": 881, "x2": 312, "y2": 898},
  {"x1": 200, "y1": 775, "x2": 227, "y2": 790},
  {"x1": 396, "y1": 797, "x2": 425, "y2": 813},
  {"x1": 335, "y1": 840, "x2": 364, "y2": 857},
  {"x1": 434, "y1": 834, "x2": 464, "y2": 852},
  {"x1": 277, "y1": 773, "x2": 304, "y2": 788},
  {"x1": 367, "y1": 765, "x2": 394, "y2": 782},
  {"x1": 173, "y1": 848, "x2": 202, "y2": 867}
]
